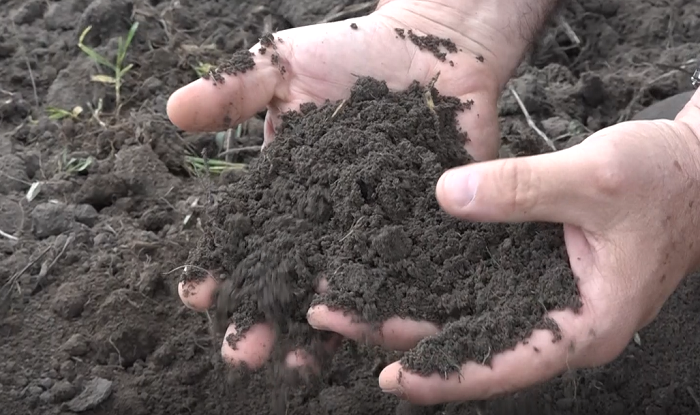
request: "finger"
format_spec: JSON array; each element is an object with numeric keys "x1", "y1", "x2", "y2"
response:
[
  {"x1": 435, "y1": 146, "x2": 603, "y2": 225},
  {"x1": 378, "y1": 310, "x2": 586, "y2": 405},
  {"x1": 262, "y1": 107, "x2": 279, "y2": 148},
  {"x1": 222, "y1": 276, "x2": 334, "y2": 371},
  {"x1": 167, "y1": 48, "x2": 284, "y2": 132},
  {"x1": 221, "y1": 322, "x2": 276, "y2": 370},
  {"x1": 676, "y1": 87, "x2": 700, "y2": 134},
  {"x1": 307, "y1": 304, "x2": 439, "y2": 350},
  {"x1": 285, "y1": 333, "x2": 344, "y2": 373},
  {"x1": 178, "y1": 274, "x2": 218, "y2": 312}
]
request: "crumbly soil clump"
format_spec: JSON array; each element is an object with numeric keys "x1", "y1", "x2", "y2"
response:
[{"x1": 186, "y1": 75, "x2": 581, "y2": 376}]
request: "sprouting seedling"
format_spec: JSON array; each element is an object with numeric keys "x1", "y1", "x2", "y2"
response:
[
  {"x1": 192, "y1": 62, "x2": 214, "y2": 78},
  {"x1": 46, "y1": 106, "x2": 83, "y2": 120},
  {"x1": 78, "y1": 21, "x2": 139, "y2": 118},
  {"x1": 184, "y1": 155, "x2": 246, "y2": 176},
  {"x1": 60, "y1": 149, "x2": 94, "y2": 174}
]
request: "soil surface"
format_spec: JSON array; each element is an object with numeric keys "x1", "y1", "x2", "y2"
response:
[{"x1": 1, "y1": 0, "x2": 699, "y2": 415}]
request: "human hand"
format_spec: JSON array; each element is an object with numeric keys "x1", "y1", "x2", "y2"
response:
[
  {"x1": 166, "y1": 0, "x2": 539, "y2": 162},
  {"x1": 170, "y1": 0, "x2": 551, "y2": 371},
  {"x1": 353, "y1": 89, "x2": 700, "y2": 404}
]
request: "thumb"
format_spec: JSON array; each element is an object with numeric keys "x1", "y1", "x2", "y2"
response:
[
  {"x1": 676, "y1": 88, "x2": 700, "y2": 135},
  {"x1": 435, "y1": 147, "x2": 601, "y2": 224},
  {"x1": 167, "y1": 47, "x2": 283, "y2": 132}
]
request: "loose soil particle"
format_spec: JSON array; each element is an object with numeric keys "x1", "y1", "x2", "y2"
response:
[
  {"x1": 397, "y1": 28, "x2": 459, "y2": 62},
  {"x1": 203, "y1": 50, "x2": 257, "y2": 84},
  {"x1": 186, "y1": 75, "x2": 582, "y2": 378}
]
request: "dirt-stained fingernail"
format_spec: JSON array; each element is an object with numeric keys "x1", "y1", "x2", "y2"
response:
[{"x1": 306, "y1": 307, "x2": 328, "y2": 330}]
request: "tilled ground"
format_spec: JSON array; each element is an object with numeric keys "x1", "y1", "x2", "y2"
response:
[{"x1": 0, "y1": 0, "x2": 699, "y2": 414}]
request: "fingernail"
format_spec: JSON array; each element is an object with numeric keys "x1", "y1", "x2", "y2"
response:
[
  {"x1": 306, "y1": 307, "x2": 328, "y2": 331},
  {"x1": 442, "y1": 169, "x2": 477, "y2": 208},
  {"x1": 382, "y1": 388, "x2": 402, "y2": 397}
]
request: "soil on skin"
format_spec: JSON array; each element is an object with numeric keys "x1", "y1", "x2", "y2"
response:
[
  {"x1": 188, "y1": 75, "x2": 581, "y2": 378},
  {"x1": 1, "y1": 0, "x2": 699, "y2": 414},
  {"x1": 202, "y1": 50, "x2": 257, "y2": 85}
]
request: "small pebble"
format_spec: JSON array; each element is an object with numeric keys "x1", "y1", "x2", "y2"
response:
[
  {"x1": 61, "y1": 333, "x2": 90, "y2": 356},
  {"x1": 39, "y1": 377, "x2": 54, "y2": 389},
  {"x1": 28, "y1": 385, "x2": 43, "y2": 396}
]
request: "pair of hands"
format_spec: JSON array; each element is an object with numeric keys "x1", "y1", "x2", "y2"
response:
[{"x1": 168, "y1": 0, "x2": 700, "y2": 405}]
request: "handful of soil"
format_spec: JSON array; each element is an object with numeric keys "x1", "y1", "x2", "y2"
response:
[{"x1": 184, "y1": 75, "x2": 581, "y2": 377}]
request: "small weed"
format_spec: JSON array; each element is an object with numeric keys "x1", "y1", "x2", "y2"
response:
[
  {"x1": 78, "y1": 21, "x2": 139, "y2": 117},
  {"x1": 47, "y1": 106, "x2": 83, "y2": 120},
  {"x1": 184, "y1": 155, "x2": 246, "y2": 176},
  {"x1": 192, "y1": 61, "x2": 214, "y2": 78},
  {"x1": 60, "y1": 149, "x2": 94, "y2": 174}
]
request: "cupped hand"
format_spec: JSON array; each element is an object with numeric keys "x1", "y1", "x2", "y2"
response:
[
  {"x1": 352, "y1": 89, "x2": 700, "y2": 404},
  {"x1": 170, "y1": 0, "x2": 528, "y2": 371},
  {"x1": 167, "y1": 0, "x2": 522, "y2": 162}
]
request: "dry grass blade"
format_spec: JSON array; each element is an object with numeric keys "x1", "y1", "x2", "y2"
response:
[
  {"x1": 0, "y1": 245, "x2": 52, "y2": 318},
  {"x1": 331, "y1": 99, "x2": 347, "y2": 119},
  {"x1": 0, "y1": 229, "x2": 18, "y2": 241},
  {"x1": 508, "y1": 85, "x2": 557, "y2": 151},
  {"x1": 555, "y1": 14, "x2": 581, "y2": 46}
]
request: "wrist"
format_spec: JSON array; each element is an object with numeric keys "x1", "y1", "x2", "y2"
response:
[{"x1": 375, "y1": 0, "x2": 560, "y2": 88}]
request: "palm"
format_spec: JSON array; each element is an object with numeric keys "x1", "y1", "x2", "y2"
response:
[{"x1": 168, "y1": 5, "x2": 503, "y2": 160}]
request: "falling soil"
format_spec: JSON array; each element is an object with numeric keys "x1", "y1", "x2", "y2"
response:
[
  {"x1": 1, "y1": 0, "x2": 700, "y2": 414},
  {"x1": 187, "y1": 75, "x2": 581, "y2": 378}
]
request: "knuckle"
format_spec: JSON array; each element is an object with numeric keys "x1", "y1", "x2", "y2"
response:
[
  {"x1": 590, "y1": 147, "x2": 626, "y2": 196},
  {"x1": 499, "y1": 158, "x2": 537, "y2": 215}
]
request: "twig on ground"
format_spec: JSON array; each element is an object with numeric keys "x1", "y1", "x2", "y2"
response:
[
  {"x1": 109, "y1": 334, "x2": 124, "y2": 366},
  {"x1": 317, "y1": 1, "x2": 376, "y2": 24},
  {"x1": 31, "y1": 235, "x2": 74, "y2": 295},
  {"x1": 0, "y1": 229, "x2": 18, "y2": 241},
  {"x1": 508, "y1": 85, "x2": 557, "y2": 151},
  {"x1": 24, "y1": 59, "x2": 39, "y2": 108},
  {"x1": 223, "y1": 128, "x2": 233, "y2": 162},
  {"x1": 555, "y1": 15, "x2": 581, "y2": 46},
  {"x1": 331, "y1": 99, "x2": 347, "y2": 119},
  {"x1": 0, "y1": 170, "x2": 32, "y2": 186},
  {"x1": 2, "y1": 246, "x2": 52, "y2": 291},
  {"x1": 0, "y1": 245, "x2": 52, "y2": 317}
]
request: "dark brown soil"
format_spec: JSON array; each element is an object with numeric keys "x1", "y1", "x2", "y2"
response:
[
  {"x1": 1, "y1": 0, "x2": 699, "y2": 414},
  {"x1": 202, "y1": 50, "x2": 257, "y2": 85},
  {"x1": 188, "y1": 75, "x2": 581, "y2": 379}
]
